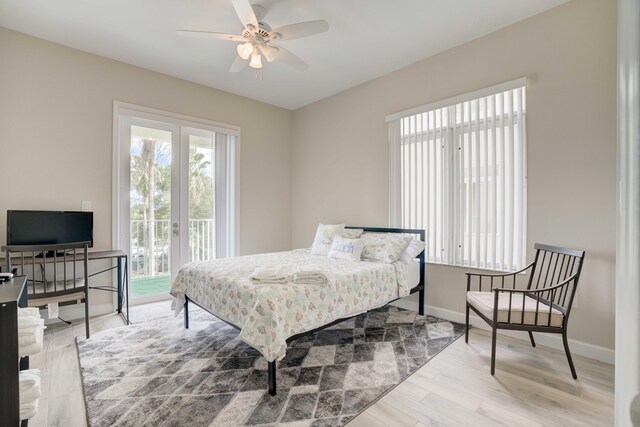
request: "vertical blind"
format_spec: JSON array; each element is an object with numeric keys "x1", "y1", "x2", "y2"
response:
[
  {"x1": 214, "y1": 132, "x2": 239, "y2": 258},
  {"x1": 388, "y1": 79, "x2": 527, "y2": 271}
]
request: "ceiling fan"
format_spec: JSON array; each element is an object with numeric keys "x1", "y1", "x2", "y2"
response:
[{"x1": 177, "y1": 0, "x2": 329, "y2": 73}]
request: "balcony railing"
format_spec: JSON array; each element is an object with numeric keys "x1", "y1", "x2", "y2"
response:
[{"x1": 130, "y1": 219, "x2": 215, "y2": 278}]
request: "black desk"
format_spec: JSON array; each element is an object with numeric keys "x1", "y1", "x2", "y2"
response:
[
  {"x1": 0, "y1": 276, "x2": 28, "y2": 426},
  {"x1": 3, "y1": 250, "x2": 130, "y2": 325},
  {"x1": 85, "y1": 250, "x2": 130, "y2": 325}
]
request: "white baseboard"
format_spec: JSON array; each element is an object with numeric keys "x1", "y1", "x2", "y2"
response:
[
  {"x1": 41, "y1": 303, "x2": 114, "y2": 326},
  {"x1": 391, "y1": 299, "x2": 615, "y2": 365}
]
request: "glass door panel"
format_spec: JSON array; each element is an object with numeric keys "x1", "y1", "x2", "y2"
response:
[
  {"x1": 129, "y1": 124, "x2": 173, "y2": 300},
  {"x1": 185, "y1": 130, "x2": 216, "y2": 263}
]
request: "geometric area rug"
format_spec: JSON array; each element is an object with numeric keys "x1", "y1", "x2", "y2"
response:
[{"x1": 76, "y1": 304, "x2": 465, "y2": 427}]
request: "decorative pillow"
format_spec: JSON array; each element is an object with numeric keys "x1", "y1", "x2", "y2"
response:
[
  {"x1": 311, "y1": 223, "x2": 346, "y2": 256},
  {"x1": 342, "y1": 228, "x2": 364, "y2": 239},
  {"x1": 400, "y1": 238, "x2": 426, "y2": 263},
  {"x1": 328, "y1": 236, "x2": 365, "y2": 261},
  {"x1": 361, "y1": 233, "x2": 413, "y2": 263}
]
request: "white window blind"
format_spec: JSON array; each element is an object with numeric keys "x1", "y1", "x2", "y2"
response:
[
  {"x1": 389, "y1": 79, "x2": 527, "y2": 271},
  {"x1": 214, "y1": 132, "x2": 239, "y2": 258}
]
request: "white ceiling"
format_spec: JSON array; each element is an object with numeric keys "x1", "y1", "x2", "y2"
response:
[{"x1": 0, "y1": 0, "x2": 567, "y2": 110}]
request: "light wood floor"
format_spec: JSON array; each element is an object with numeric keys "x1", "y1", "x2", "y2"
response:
[{"x1": 28, "y1": 302, "x2": 614, "y2": 427}]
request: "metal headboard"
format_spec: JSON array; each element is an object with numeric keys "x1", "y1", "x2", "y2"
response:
[{"x1": 345, "y1": 226, "x2": 426, "y2": 294}]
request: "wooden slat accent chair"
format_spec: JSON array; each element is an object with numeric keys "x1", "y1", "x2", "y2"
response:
[
  {"x1": 465, "y1": 243, "x2": 585, "y2": 378},
  {"x1": 3, "y1": 242, "x2": 90, "y2": 338}
]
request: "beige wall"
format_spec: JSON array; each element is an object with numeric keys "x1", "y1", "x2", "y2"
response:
[
  {"x1": 0, "y1": 27, "x2": 293, "y2": 307},
  {"x1": 0, "y1": 0, "x2": 617, "y2": 350},
  {"x1": 291, "y1": 0, "x2": 616, "y2": 350}
]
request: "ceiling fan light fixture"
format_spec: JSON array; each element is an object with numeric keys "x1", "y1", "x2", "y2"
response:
[
  {"x1": 249, "y1": 53, "x2": 263, "y2": 69},
  {"x1": 178, "y1": 0, "x2": 328, "y2": 73},
  {"x1": 237, "y1": 42, "x2": 253, "y2": 59}
]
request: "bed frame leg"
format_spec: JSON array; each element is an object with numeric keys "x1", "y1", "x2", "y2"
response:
[
  {"x1": 418, "y1": 288, "x2": 425, "y2": 316},
  {"x1": 184, "y1": 296, "x2": 189, "y2": 329},
  {"x1": 268, "y1": 361, "x2": 276, "y2": 396}
]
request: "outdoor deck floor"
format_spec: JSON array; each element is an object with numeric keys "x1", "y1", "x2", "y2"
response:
[{"x1": 131, "y1": 275, "x2": 170, "y2": 297}]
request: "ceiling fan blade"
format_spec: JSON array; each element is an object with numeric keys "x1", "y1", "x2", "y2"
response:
[
  {"x1": 177, "y1": 30, "x2": 245, "y2": 42},
  {"x1": 261, "y1": 45, "x2": 279, "y2": 63},
  {"x1": 271, "y1": 20, "x2": 329, "y2": 41},
  {"x1": 274, "y1": 46, "x2": 308, "y2": 70},
  {"x1": 231, "y1": 0, "x2": 258, "y2": 29},
  {"x1": 229, "y1": 55, "x2": 249, "y2": 73}
]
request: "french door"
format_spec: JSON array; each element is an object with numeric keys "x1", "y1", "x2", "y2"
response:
[{"x1": 113, "y1": 103, "x2": 239, "y2": 305}]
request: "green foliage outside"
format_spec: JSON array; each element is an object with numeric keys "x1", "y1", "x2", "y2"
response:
[
  {"x1": 130, "y1": 143, "x2": 214, "y2": 222},
  {"x1": 188, "y1": 149, "x2": 214, "y2": 220},
  {"x1": 130, "y1": 138, "x2": 215, "y2": 280}
]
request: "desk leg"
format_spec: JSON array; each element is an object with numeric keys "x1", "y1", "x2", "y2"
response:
[
  {"x1": 123, "y1": 256, "x2": 130, "y2": 325},
  {"x1": 117, "y1": 258, "x2": 122, "y2": 314}
]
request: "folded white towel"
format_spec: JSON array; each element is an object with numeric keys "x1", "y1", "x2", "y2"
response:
[
  {"x1": 20, "y1": 369, "x2": 41, "y2": 405},
  {"x1": 19, "y1": 369, "x2": 40, "y2": 390},
  {"x1": 291, "y1": 264, "x2": 328, "y2": 285},
  {"x1": 294, "y1": 264, "x2": 323, "y2": 273},
  {"x1": 18, "y1": 308, "x2": 41, "y2": 318},
  {"x1": 292, "y1": 273, "x2": 328, "y2": 285},
  {"x1": 21, "y1": 387, "x2": 40, "y2": 404},
  {"x1": 20, "y1": 399, "x2": 39, "y2": 420},
  {"x1": 18, "y1": 314, "x2": 45, "y2": 350},
  {"x1": 252, "y1": 266, "x2": 286, "y2": 278},
  {"x1": 250, "y1": 277, "x2": 288, "y2": 284},
  {"x1": 19, "y1": 329, "x2": 44, "y2": 357},
  {"x1": 250, "y1": 266, "x2": 289, "y2": 284},
  {"x1": 18, "y1": 316, "x2": 45, "y2": 331},
  {"x1": 18, "y1": 320, "x2": 44, "y2": 341},
  {"x1": 20, "y1": 342, "x2": 43, "y2": 357},
  {"x1": 19, "y1": 332, "x2": 38, "y2": 348},
  {"x1": 19, "y1": 325, "x2": 44, "y2": 347}
]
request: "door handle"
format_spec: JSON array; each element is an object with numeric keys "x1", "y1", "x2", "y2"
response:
[{"x1": 172, "y1": 222, "x2": 179, "y2": 237}]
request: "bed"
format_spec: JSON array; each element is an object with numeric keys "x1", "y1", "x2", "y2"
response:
[{"x1": 170, "y1": 226, "x2": 425, "y2": 395}]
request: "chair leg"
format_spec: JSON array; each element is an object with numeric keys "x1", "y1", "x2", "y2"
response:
[
  {"x1": 528, "y1": 331, "x2": 536, "y2": 347},
  {"x1": 490, "y1": 325, "x2": 498, "y2": 375},
  {"x1": 562, "y1": 331, "x2": 578, "y2": 379},
  {"x1": 465, "y1": 304, "x2": 470, "y2": 343}
]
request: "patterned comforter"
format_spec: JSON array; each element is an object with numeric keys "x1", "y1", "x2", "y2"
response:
[{"x1": 170, "y1": 249, "x2": 410, "y2": 361}]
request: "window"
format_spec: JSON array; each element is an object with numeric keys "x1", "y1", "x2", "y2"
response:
[{"x1": 388, "y1": 79, "x2": 527, "y2": 271}]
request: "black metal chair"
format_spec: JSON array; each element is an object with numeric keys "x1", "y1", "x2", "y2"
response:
[
  {"x1": 3, "y1": 242, "x2": 91, "y2": 338},
  {"x1": 465, "y1": 243, "x2": 585, "y2": 379}
]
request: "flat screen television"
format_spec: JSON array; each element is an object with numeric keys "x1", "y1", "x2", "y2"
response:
[{"x1": 6, "y1": 210, "x2": 93, "y2": 247}]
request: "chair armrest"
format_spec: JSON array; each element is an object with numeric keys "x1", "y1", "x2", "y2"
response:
[
  {"x1": 493, "y1": 272, "x2": 578, "y2": 295},
  {"x1": 465, "y1": 262, "x2": 535, "y2": 278},
  {"x1": 491, "y1": 273, "x2": 579, "y2": 324},
  {"x1": 465, "y1": 262, "x2": 535, "y2": 292}
]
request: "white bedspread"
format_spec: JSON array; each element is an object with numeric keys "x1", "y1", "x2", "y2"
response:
[{"x1": 170, "y1": 249, "x2": 410, "y2": 362}]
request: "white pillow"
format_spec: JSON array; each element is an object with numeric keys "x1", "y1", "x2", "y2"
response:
[
  {"x1": 361, "y1": 233, "x2": 413, "y2": 263},
  {"x1": 342, "y1": 228, "x2": 364, "y2": 239},
  {"x1": 328, "y1": 236, "x2": 365, "y2": 261},
  {"x1": 400, "y1": 239, "x2": 426, "y2": 263},
  {"x1": 311, "y1": 223, "x2": 345, "y2": 256}
]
